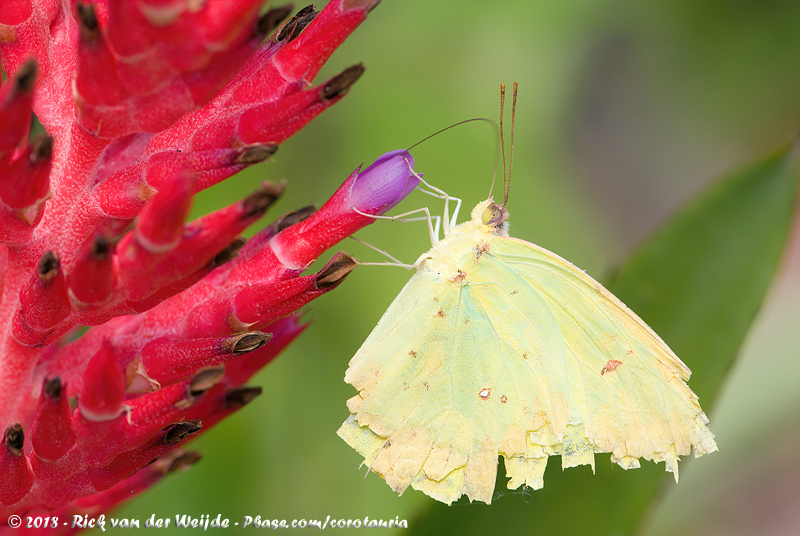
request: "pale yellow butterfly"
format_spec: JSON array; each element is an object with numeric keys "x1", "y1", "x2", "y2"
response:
[{"x1": 338, "y1": 83, "x2": 717, "y2": 505}]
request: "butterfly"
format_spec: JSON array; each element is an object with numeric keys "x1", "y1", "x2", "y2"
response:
[{"x1": 337, "y1": 83, "x2": 717, "y2": 505}]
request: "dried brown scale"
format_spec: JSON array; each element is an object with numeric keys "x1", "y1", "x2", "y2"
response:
[
  {"x1": 158, "y1": 450, "x2": 202, "y2": 474},
  {"x1": 188, "y1": 367, "x2": 226, "y2": 396},
  {"x1": 228, "y1": 331, "x2": 272, "y2": 354},
  {"x1": 237, "y1": 144, "x2": 279, "y2": 165},
  {"x1": 30, "y1": 134, "x2": 53, "y2": 161},
  {"x1": 323, "y1": 63, "x2": 365, "y2": 99},
  {"x1": 90, "y1": 236, "x2": 111, "y2": 259},
  {"x1": 258, "y1": 5, "x2": 296, "y2": 37},
  {"x1": 163, "y1": 420, "x2": 203, "y2": 445},
  {"x1": 241, "y1": 181, "x2": 285, "y2": 216},
  {"x1": 315, "y1": 252, "x2": 357, "y2": 288},
  {"x1": 76, "y1": 3, "x2": 99, "y2": 38},
  {"x1": 11, "y1": 59, "x2": 37, "y2": 92},
  {"x1": 37, "y1": 251, "x2": 59, "y2": 284},
  {"x1": 276, "y1": 5, "x2": 320, "y2": 42},
  {"x1": 42, "y1": 376, "x2": 62, "y2": 399},
  {"x1": 274, "y1": 205, "x2": 316, "y2": 232},
  {"x1": 209, "y1": 237, "x2": 247, "y2": 267},
  {"x1": 225, "y1": 387, "x2": 263, "y2": 409},
  {"x1": 4, "y1": 423, "x2": 25, "y2": 455}
]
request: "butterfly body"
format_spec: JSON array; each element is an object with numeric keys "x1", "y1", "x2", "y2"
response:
[{"x1": 339, "y1": 199, "x2": 716, "y2": 504}]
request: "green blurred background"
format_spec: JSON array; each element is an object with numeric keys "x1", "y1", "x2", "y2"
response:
[{"x1": 114, "y1": 1, "x2": 800, "y2": 534}]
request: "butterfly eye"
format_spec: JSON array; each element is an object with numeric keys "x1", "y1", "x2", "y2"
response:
[{"x1": 481, "y1": 203, "x2": 508, "y2": 227}]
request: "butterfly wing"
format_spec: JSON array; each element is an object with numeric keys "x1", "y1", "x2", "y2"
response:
[{"x1": 338, "y1": 233, "x2": 716, "y2": 504}]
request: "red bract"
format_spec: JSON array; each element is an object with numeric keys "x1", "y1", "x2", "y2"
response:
[{"x1": 0, "y1": 0, "x2": 410, "y2": 532}]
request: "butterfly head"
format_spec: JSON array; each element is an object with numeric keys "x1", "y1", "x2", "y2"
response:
[{"x1": 471, "y1": 198, "x2": 509, "y2": 237}]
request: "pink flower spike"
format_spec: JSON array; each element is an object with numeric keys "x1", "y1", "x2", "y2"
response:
[
  {"x1": 71, "y1": 449, "x2": 201, "y2": 516},
  {"x1": 77, "y1": 343, "x2": 126, "y2": 422},
  {"x1": 114, "y1": 182, "x2": 283, "y2": 306},
  {"x1": 0, "y1": 134, "x2": 52, "y2": 245},
  {"x1": 140, "y1": 332, "x2": 271, "y2": 387},
  {"x1": 229, "y1": 252, "x2": 356, "y2": 332},
  {"x1": 0, "y1": 134, "x2": 53, "y2": 211},
  {"x1": 0, "y1": 59, "x2": 36, "y2": 158},
  {"x1": 66, "y1": 235, "x2": 117, "y2": 310},
  {"x1": 30, "y1": 377, "x2": 76, "y2": 462},
  {"x1": 87, "y1": 421, "x2": 201, "y2": 492},
  {"x1": 0, "y1": 0, "x2": 383, "y2": 520},
  {"x1": 273, "y1": 0, "x2": 380, "y2": 83},
  {"x1": 223, "y1": 315, "x2": 306, "y2": 386},
  {"x1": 236, "y1": 64, "x2": 364, "y2": 146},
  {"x1": 74, "y1": 4, "x2": 127, "y2": 123},
  {"x1": 134, "y1": 172, "x2": 194, "y2": 254},
  {"x1": 12, "y1": 252, "x2": 72, "y2": 347},
  {"x1": 0, "y1": 423, "x2": 34, "y2": 506}
]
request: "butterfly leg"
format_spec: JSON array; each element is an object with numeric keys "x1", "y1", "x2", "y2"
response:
[
  {"x1": 404, "y1": 161, "x2": 462, "y2": 235},
  {"x1": 347, "y1": 236, "x2": 414, "y2": 269},
  {"x1": 352, "y1": 206, "x2": 440, "y2": 246}
]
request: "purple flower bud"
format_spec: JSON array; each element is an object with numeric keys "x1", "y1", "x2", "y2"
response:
[{"x1": 349, "y1": 149, "x2": 420, "y2": 215}]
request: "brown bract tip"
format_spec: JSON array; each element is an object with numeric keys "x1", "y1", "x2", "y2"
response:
[
  {"x1": 91, "y1": 235, "x2": 111, "y2": 259},
  {"x1": 4, "y1": 423, "x2": 24, "y2": 455},
  {"x1": 225, "y1": 387, "x2": 263, "y2": 409},
  {"x1": 316, "y1": 252, "x2": 357, "y2": 288},
  {"x1": 275, "y1": 5, "x2": 319, "y2": 43},
  {"x1": 242, "y1": 181, "x2": 284, "y2": 218},
  {"x1": 210, "y1": 237, "x2": 247, "y2": 267},
  {"x1": 38, "y1": 251, "x2": 60, "y2": 285},
  {"x1": 43, "y1": 376, "x2": 63, "y2": 399},
  {"x1": 13, "y1": 59, "x2": 37, "y2": 93},
  {"x1": 76, "y1": 3, "x2": 100, "y2": 39},
  {"x1": 274, "y1": 205, "x2": 315, "y2": 232},
  {"x1": 163, "y1": 420, "x2": 202, "y2": 445},
  {"x1": 257, "y1": 4, "x2": 294, "y2": 37},
  {"x1": 226, "y1": 331, "x2": 272, "y2": 354},
  {"x1": 189, "y1": 367, "x2": 225, "y2": 397},
  {"x1": 147, "y1": 449, "x2": 201, "y2": 475},
  {"x1": 323, "y1": 64, "x2": 365, "y2": 100},
  {"x1": 237, "y1": 144, "x2": 278, "y2": 165},
  {"x1": 165, "y1": 450, "x2": 202, "y2": 473},
  {"x1": 31, "y1": 134, "x2": 54, "y2": 162}
]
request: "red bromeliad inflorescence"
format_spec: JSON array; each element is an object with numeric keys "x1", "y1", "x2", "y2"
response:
[{"x1": 0, "y1": 0, "x2": 419, "y2": 532}]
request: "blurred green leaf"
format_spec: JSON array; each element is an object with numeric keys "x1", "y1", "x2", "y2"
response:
[
  {"x1": 611, "y1": 143, "x2": 800, "y2": 408},
  {"x1": 407, "y1": 143, "x2": 800, "y2": 535}
]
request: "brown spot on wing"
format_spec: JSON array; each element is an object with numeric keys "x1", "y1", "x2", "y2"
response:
[
  {"x1": 449, "y1": 269, "x2": 466, "y2": 283},
  {"x1": 478, "y1": 388, "x2": 491, "y2": 400},
  {"x1": 475, "y1": 242, "x2": 491, "y2": 260},
  {"x1": 601, "y1": 359, "x2": 623, "y2": 375}
]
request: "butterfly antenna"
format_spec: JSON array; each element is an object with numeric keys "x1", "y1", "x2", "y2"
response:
[
  {"x1": 498, "y1": 84, "x2": 508, "y2": 204},
  {"x1": 406, "y1": 118, "x2": 495, "y2": 151},
  {"x1": 503, "y1": 81, "x2": 518, "y2": 207}
]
